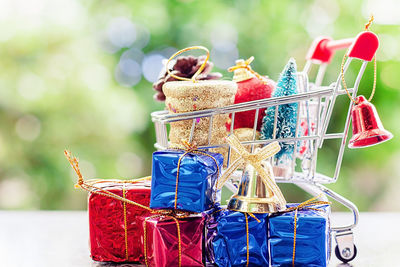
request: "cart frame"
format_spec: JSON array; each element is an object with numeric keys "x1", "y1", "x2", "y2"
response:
[{"x1": 151, "y1": 31, "x2": 379, "y2": 263}]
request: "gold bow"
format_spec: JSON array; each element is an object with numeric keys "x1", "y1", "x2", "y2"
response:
[
  {"x1": 228, "y1": 56, "x2": 269, "y2": 85},
  {"x1": 217, "y1": 134, "x2": 286, "y2": 209}
]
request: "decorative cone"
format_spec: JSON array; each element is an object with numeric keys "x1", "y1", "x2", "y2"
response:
[{"x1": 261, "y1": 58, "x2": 298, "y2": 160}]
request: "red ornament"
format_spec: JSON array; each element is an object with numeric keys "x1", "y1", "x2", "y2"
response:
[
  {"x1": 227, "y1": 58, "x2": 275, "y2": 131},
  {"x1": 349, "y1": 95, "x2": 393, "y2": 148},
  {"x1": 88, "y1": 180, "x2": 152, "y2": 262}
]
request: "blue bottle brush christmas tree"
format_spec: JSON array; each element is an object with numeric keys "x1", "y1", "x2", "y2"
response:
[{"x1": 261, "y1": 58, "x2": 298, "y2": 162}]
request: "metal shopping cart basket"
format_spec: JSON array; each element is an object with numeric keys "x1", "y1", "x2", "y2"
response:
[{"x1": 151, "y1": 30, "x2": 380, "y2": 263}]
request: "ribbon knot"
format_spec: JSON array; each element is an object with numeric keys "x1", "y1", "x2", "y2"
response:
[
  {"x1": 181, "y1": 139, "x2": 198, "y2": 152},
  {"x1": 228, "y1": 56, "x2": 269, "y2": 85},
  {"x1": 64, "y1": 150, "x2": 84, "y2": 187},
  {"x1": 171, "y1": 140, "x2": 220, "y2": 210},
  {"x1": 217, "y1": 134, "x2": 286, "y2": 209},
  {"x1": 228, "y1": 56, "x2": 254, "y2": 72}
]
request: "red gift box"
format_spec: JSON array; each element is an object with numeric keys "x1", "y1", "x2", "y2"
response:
[
  {"x1": 88, "y1": 179, "x2": 152, "y2": 262},
  {"x1": 140, "y1": 214, "x2": 205, "y2": 267}
]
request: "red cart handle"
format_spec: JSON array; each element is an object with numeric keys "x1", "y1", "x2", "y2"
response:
[{"x1": 306, "y1": 31, "x2": 379, "y2": 63}]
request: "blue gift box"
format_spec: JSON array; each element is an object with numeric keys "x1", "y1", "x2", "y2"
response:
[
  {"x1": 269, "y1": 204, "x2": 331, "y2": 267},
  {"x1": 206, "y1": 209, "x2": 269, "y2": 267},
  {"x1": 150, "y1": 149, "x2": 223, "y2": 213}
]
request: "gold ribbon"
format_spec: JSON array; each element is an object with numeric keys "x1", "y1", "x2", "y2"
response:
[
  {"x1": 228, "y1": 56, "x2": 269, "y2": 85},
  {"x1": 171, "y1": 140, "x2": 221, "y2": 209},
  {"x1": 217, "y1": 134, "x2": 286, "y2": 209},
  {"x1": 65, "y1": 150, "x2": 189, "y2": 265},
  {"x1": 122, "y1": 184, "x2": 129, "y2": 260},
  {"x1": 280, "y1": 195, "x2": 331, "y2": 267},
  {"x1": 166, "y1": 46, "x2": 210, "y2": 83}
]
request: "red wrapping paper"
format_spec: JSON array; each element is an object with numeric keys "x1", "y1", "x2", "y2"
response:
[
  {"x1": 140, "y1": 214, "x2": 205, "y2": 267},
  {"x1": 88, "y1": 180, "x2": 152, "y2": 262}
]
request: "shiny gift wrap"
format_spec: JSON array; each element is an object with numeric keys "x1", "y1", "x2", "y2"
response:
[
  {"x1": 88, "y1": 180, "x2": 152, "y2": 262},
  {"x1": 206, "y1": 209, "x2": 269, "y2": 267},
  {"x1": 140, "y1": 214, "x2": 205, "y2": 267},
  {"x1": 150, "y1": 149, "x2": 223, "y2": 213},
  {"x1": 269, "y1": 204, "x2": 331, "y2": 267}
]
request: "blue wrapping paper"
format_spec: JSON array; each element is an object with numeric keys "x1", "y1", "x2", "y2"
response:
[
  {"x1": 269, "y1": 204, "x2": 331, "y2": 267},
  {"x1": 150, "y1": 149, "x2": 223, "y2": 213},
  {"x1": 206, "y1": 209, "x2": 269, "y2": 267}
]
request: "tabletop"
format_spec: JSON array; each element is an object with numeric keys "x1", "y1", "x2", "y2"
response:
[{"x1": 0, "y1": 211, "x2": 399, "y2": 267}]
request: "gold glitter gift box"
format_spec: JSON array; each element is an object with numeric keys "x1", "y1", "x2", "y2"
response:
[
  {"x1": 161, "y1": 46, "x2": 237, "y2": 154},
  {"x1": 164, "y1": 80, "x2": 237, "y2": 147}
]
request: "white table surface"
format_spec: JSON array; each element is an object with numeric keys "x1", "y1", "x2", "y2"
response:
[{"x1": 0, "y1": 211, "x2": 399, "y2": 267}]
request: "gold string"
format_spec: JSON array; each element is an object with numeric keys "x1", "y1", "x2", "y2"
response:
[
  {"x1": 340, "y1": 15, "x2": 377, "y2": 104},
  {"x1": 66, "y1": 150, "x2": 163, "y2": 212},
  {"x1": 228, "y1": 56, "x2": 269, "y2": 85},
  {"x1": 122, "y1": 184, "x2": 129, "y2": 260},
  {"x1": 165, "y1": 46, "x2": 210, "y2": 83},
  {"x1": 292, "y1": 208, "x2": 298, "y2": 267},
  {"x1": 66, "y1": 149, "x2": 203, "y2": 217},
  {"x1": 174, "y1": 150, "x2": 191, "y2": 209},
  {"x1": 245, "y1": 213, "x2": 249, "y2": 267},
  {"x1": 210, "y1": 208, "x2": 260, "y2": 266},
  {"x1": 83, "y1": 176, "x2": 151, "y2": 187},
  {"x1": 171, "y1": 141, "x2": 221, "y2": 209},
  {"x1": 279, "y1": 194, "x2": 331, "y2": 267},
  {"x1": 365, "y1": 15, "x2": 374, "y2": 31},
  {"x1": 144, "y1": 214, "x2": 182, "y2": 267},
  {"x1": 247, "y1": 212, "x2": 261, "y2": 223}
]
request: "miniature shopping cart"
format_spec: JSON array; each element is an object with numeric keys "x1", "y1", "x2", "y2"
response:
[{"x1": 151, "y1": 31, "x2": 379, "y2": 263}]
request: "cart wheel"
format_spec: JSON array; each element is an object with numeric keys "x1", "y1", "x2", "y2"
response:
[{"x1": 335, "y1": 244, "x2": 357, "y2": 263}]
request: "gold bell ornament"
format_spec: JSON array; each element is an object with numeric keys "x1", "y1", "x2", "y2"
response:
[{"x1": 217, "y1": 134, "x2": 287, "y2": 213}]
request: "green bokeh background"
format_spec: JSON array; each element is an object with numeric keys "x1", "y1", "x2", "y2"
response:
[{"x1": 0, "y1": 0, "x2": 399, "y2": 211}]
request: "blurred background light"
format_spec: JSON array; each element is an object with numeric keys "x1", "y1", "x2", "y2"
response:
[
  {"x1": 0, "y1": 175, "x2": 33, "y2": 209},
  {"x1": 305, "y1": 0, "x2": 339, "y2": 38},
  {"x1": 210, "y1": 23, "x2": 238, "y2": 48},
  {"x1": 106, "y1": 17, "x2": 137, "y2": 50},
  {"x1": 15, "y1": 115, "x2": 41, "y2": 141},
  {"x1": 44, "y1": 0, "x2": 85, "y2": 30},
  {"x1": 116, "y1": 152, "x2": 143, "y2": 178},
  {"x1": 114, "y1": 58, "x2": 142, "y2": 87},
  {"x1": 73, "y1": 160, "x2": 97, "y2": 181},
  {"x1": 132, "y1": 23, "x2": 150, "y2": 49},
  {"x1": 121, "y1": 47, "x2": 145, "y2": 64},
  {"x1": 106, "y1": 90, "x2": 148, "y2": 134},
  {"x1": 142, "y1": 54, "x2": 166, "y2": 83},
  {"x1": 80, "y1": 64, "x2": 111, "y2": 91},
  {"x1": 364, "y1": 0, "x2": 400, "y2": 25},
  {"x1": 17, "y1": 73, "x2": 46, "y2": 101},
  {"x1": 211, "y1": 44, "x2": 239, "y2": 69}
]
